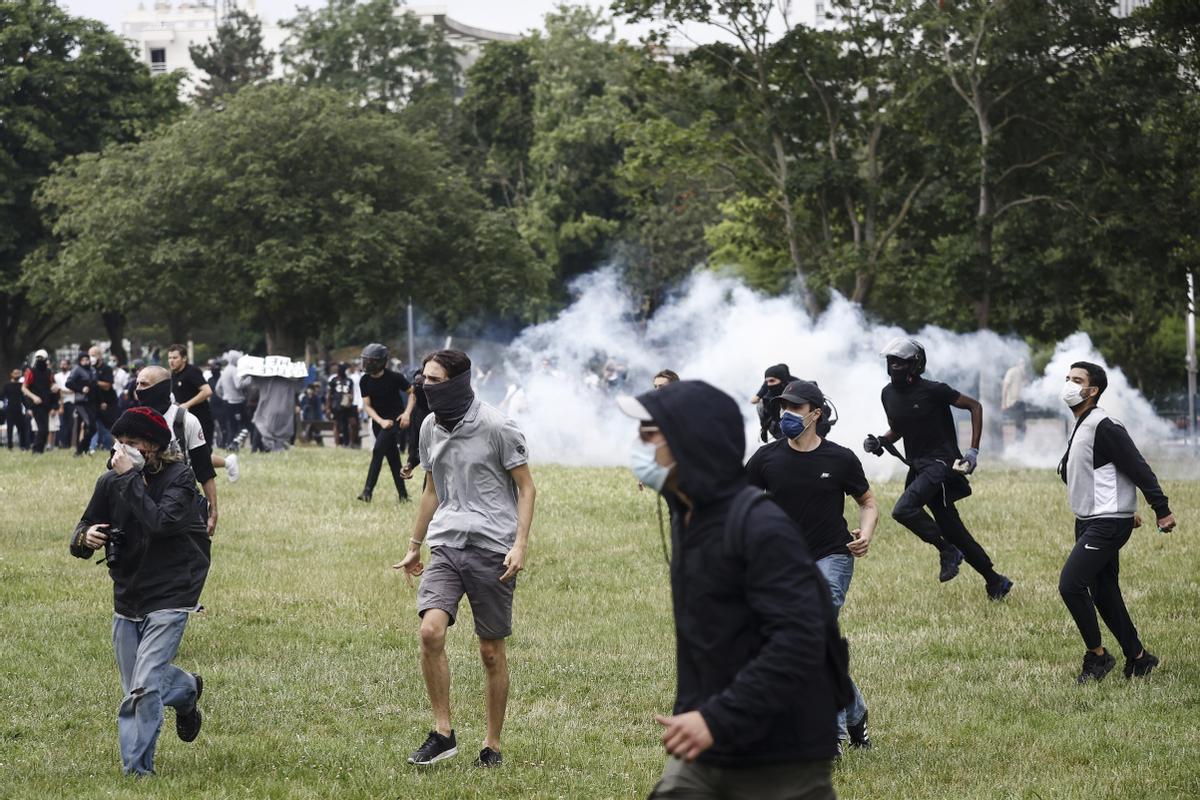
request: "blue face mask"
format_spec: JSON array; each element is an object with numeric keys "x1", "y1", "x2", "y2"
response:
[
  {"x1": 780, "y1": 410, "x2": 814, "y2": 440},
  {"x1": 630, "y1": 438, "x2": 674, "y2": 493}
]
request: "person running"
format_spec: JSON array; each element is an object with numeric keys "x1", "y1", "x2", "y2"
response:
[
  {"x1": 747, "y1": 379, "x2": 875, "y2": 753},
  {"x1": 619, "y1": 380, "x2": 841, "y2": 800},
  {"x1": 168, "y1": 345, "x2": 239, "y2": 482},
  {"x1": 864, "y1": 337, "x2": 1013, "y2": 599},
  {"x1": 1057, "y1": 361, "x2": 1177, "y2": 683},
  {"x1": 356, "y1": 344, "x2": 413, "y2": 503},
  {"x1": 394, "y1": 349, "x2": 536, "y2": 769},
  {"x1": 750, "y1": 363, "x2": 798, "y2": 442}
]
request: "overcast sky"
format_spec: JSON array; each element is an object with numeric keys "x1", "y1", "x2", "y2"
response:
[{"x1": 58, "y1": 1, "x2": 755, "y2": 44}]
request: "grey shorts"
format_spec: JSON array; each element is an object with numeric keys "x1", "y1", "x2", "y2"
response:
[{"x1": 417, "y1": 545, "x2": 516, "y2": 639}]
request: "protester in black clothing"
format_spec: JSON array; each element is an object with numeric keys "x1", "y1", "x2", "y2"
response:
[
  {"x1": 401, "y1": 369, "x2": 430, "y2": 479},
  {"x1": 24, "y1": 350, "x2": 56, "y2": 453},
  {"x1": 864, "y1": 337, "x2": 1012, "y2": 600},
  {"x1": 1057, "y1": 362, "x2": 1177, "y2": 683},
  {"x1": 356, "y1": 343, "x2": 414, "y2": 502},
  {"x1": 66, "y1": 352, "x2": 98, "y2": 455},
  {"x1": 327, "y1": 363, "x2": 358, "y2": 448},
  {"x1": 747, "y1": 379, "x2": 876, "y2": 752},
  {"x1": 619, "y1": 381, "x2": 840, "y2": 799},
  {"x1": 69, "y1": 405, "x2": 210, "y2": 776},
  {"x1": 168, "y1": 346, "x2": 239, "y2": 482},
  {"x1": 4, "y1": 368, "x2": 31, "y2": 449},
  {"x1": 94, "y1": 361, "x2": 120, "y2": 432},
  {"x1": 750, "y1": 363, "x2": 798, "y2": 442}
]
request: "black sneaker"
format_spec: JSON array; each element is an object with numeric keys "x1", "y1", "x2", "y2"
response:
[
  {"x1": 473, "y1": 747, "x2": 502, "y2": 768},
  {"x1": 356, "y1": 489, "x2": 372, "y2": 503},
  {"x1": 847, "y1": 710, "x2": 872, "y2": 749},
  {"x1": 1124, "y1": 650, "x2": 1159, "y2": 679},
  {"x1": 408, "y1": 730, "x2": 457, "y2": 765},
  {"x1": 939, "y1": 548, "x2": 964, "y2": 582},
  {"x1": 176, "y1": 673, "x2": 203, "y2": 742},
  {"x1": 986, "y1": 575, "x2": 1014, "y2": 601},
  {"x1": 1077, "y1": 650, "x2": 1117, "y2": 684}
]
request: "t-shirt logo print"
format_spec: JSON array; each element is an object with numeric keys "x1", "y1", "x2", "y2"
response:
[{"x1": 820, "y1": 472, "x2": 831, "y2": 479}]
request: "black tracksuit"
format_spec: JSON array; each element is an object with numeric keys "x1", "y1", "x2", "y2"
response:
[{"x1": 639, "y1": 381, "x2": 839, "y2": 768}]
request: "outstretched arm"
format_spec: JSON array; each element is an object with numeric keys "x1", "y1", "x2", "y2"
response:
[{"x1": 953, "y1": 394, "x2": 983, "y2": 450}]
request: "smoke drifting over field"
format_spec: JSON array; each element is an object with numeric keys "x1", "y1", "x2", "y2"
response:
[{"x1": 490, "y1": 269, "x2": 1174, "y2": 478}]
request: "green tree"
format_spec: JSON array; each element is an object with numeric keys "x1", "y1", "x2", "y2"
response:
[
  {"x1": 0, "y1": 0, "x2": 181, "y2": 367},
  {"x1": 189, "y1": 8, "x2": 274, "y2": 107},
  {"x1": 281, "y1": 0, "x2": 460, "y2": 111}
]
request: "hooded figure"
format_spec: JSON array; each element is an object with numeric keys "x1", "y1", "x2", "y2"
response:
[
  {"x1": 754, "y1": 364, "x2": 799, "y2": 442},
  {"x1": 622, "y1": 381, "x2": 840, "y2": 792}
]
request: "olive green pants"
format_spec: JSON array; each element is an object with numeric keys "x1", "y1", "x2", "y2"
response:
[{"x1": 647, "y1": 756, "x2": 835, "y2": 800}]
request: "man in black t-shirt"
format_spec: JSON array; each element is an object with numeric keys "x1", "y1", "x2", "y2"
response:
[
  {"x1": 326, "y1": 363, "x2": 358, "y2": 448},
  {"x1": 864, "y1": 338, "x2": 1012, "y2": 599},
  {"x1": 168, "y1": 345, "x2": 240, "y2": 483},
  {"x1": 357, "y1": 343, "x2": 414, "y2": 502},
  {"x1": 747, "y1": 379, "x2": 876, "y2": 752}
]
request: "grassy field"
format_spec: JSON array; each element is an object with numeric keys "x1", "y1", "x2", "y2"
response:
[{"x1": 0, "y1": 447, "x2": 1197, "y2": 800}]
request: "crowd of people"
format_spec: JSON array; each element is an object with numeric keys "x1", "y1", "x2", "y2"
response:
[{"x1": 20, "y1": 335, "x2": 1177, "y2": 795}]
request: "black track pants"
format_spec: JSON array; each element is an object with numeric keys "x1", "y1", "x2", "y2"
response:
[
  {"x1": 365, "y1": 422, "x2": 407, "y2": 498},
  {"x1": 1059, "y1": 517, "x2": 1142, "y2": 658},
  {"x1": 892, "y1": 461, "x2": 996, "y2": 579}
]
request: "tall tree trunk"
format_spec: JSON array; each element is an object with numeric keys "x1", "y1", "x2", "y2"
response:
[
  {"x1": 101, "y1": 311, "x2": 128, "y2": 364},
  {"x1": 974, "y1": 101, "x2": 994, "y2": 331}
]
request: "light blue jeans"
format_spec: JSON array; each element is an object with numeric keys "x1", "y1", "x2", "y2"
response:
[
  {"x1": 112, "y1": 610, "x2": 198, "y2": 776},
  {"x1": 815, "y1": 554, "x2": 867, "y2": 741}
]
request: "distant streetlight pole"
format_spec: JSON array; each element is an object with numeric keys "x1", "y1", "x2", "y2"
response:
[
  {"x1": 407, "y1": 298, "x2": 415, "y2": 369},
  {"x1": 1187, "y1": 271, "x2": 1197, "y2": 450}
]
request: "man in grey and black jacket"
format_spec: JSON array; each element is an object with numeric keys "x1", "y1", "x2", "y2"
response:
[
  {"x1": 619, "y1": 380, "x2": 840, "y2": 800},
  {"x1": 1057, "y1": 361, "x2": 1177, "y2": 683}
]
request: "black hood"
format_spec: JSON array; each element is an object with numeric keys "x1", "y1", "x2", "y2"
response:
[{"x1": 636, "y1": 380, "x2": 745, "y2": 506}]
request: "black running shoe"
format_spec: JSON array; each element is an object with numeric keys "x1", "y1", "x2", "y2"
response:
[
  {"x1": 1124, "y1": 650, "x2": 1159, "y2": 679},
  {"x1": 1077, "y1": 650, "x2": 1117, "y2": 684},
  {"x1": 847, "y1": 710, "x2": 872, "y2": 749},
  {"x1": 176, "y1": 673, "x2": 203, "y2": 743},
  {"x1": 939, "y1": 548, "x2": 964, "y2": 582},
  {"x1": 356, "y1": 489, "x2": 372, "y2": 503},
  {"x1": 408, "y1": 730, "x2": 457, "y2": 765},
  {"x1": 986, "y1": 575, "x2": 1014, "y2": 601},
  {"x1": 474, "y1": 747, "x2": 503, "y2": 768}
]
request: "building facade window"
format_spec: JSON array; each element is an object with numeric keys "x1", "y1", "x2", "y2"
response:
[{"x1": 149, "y1": 48, "x2": 166, "y2": 74}]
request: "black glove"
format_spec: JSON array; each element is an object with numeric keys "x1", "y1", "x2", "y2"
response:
[{"x1": 863, "y1": 434, "x2": 884, "y2": 457}]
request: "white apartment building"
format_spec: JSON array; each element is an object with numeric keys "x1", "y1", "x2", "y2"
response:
[
  {"x1": 121, "y1": 1, "x2": 519, "y2": 94},
  {"x1": 808, "y1": 0, "x2": 1151, "y2": 30}
]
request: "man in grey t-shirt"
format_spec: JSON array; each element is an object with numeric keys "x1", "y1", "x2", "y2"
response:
[{"x1": 394, "y1": 349, "x2": 536, "y2": 769}]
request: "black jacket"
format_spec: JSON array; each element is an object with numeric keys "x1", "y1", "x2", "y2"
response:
[
  {"x1": 639, "y1": 380, "x2": 839, "y2": 767},
  {"x1": 70, "y1": 462, "x2": 210, "y2": 617}
]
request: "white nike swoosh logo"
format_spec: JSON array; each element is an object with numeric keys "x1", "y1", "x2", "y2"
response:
[{"x1": 1083, "y1": 544, "x2": 1101, "y2": 550}]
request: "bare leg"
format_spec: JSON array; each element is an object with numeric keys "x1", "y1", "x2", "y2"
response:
[
  {"x1": 479, "y1": 638, "x2": 508, "y2": 751},
  {"x1": 419, "y1": 610, "x2": 452, "y2": 735},
  {"x1": 211, "y1": 454, "x2": 225, "y2": 469}
]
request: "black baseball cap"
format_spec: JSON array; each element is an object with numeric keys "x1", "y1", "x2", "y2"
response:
[{"x1": 778, "y1": 380, "x2": 824, "y2": 407}]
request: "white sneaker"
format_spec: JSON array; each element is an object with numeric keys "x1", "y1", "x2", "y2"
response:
[{"x1": 225, "y1": 453, "x2": 240, "y2": 483}]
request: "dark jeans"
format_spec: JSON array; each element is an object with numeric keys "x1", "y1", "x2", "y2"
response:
[
  {"x1": 648, "y1": 757, "x2": 835, "y2": 800},
  {"x1": 56, "y1": 401, "x2": 74, "y2": 448},
  {"x1": 1059, "y1": 517, "x2": 1143, "y2": 658},
  {"x1": 74, "y1": 403, "x2": 96, "y2": 454},
  {"x1": 6, "y1": 411, "x2": 30, "y2": 449},
  {"x1": 333, "y1": 408, "x2": 356, "y2": 447},
  {"x1": 223, "y1": 401, "x2": 247, "y2": 446},
  {"x1": 892, "y1": 460, "x2": 996, "y2": 579},
  {"x1": 31, "y1": 405, "x2": 50, "y2": 453},
  {"x1": 365, "y1": 422, "x2": 407, "y2": 498}
]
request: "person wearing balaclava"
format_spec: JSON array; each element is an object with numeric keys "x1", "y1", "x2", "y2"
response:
[
  {"x1": 749, "y1": 363, "x2": 797, "y2": 442},
  {"x1": 355, "y1": 342, "x2": 413, "y2": 503},
  {"x1": 863, "y1": 337, "x2": 1012, "y2": 600},
  {"x1": 617, "y1": 380, "x2": 842, "y2": 799},
  {"x1": 393, "y1": 349, "x2": 536, "y2": 769},
  {"x1": 22, "y1": 349, "x2": 56, "y2": 453},
  {"x1": 135, "y1": 366, "x2": 220, "y2": 537}
]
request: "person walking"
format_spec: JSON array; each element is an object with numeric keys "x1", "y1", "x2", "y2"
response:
[
  {"x1": 54, "y1": 358, "x2": 76, "y2": 449},
  {"x1": 747, "y1": 379, "x2": 875, "y2": 753},
  {"x1": 327, "y1": 363, "x2": 357, "y2": 448},
  {"x1": 4, "y1": 367, "x2": 31, "y2": 449},
  {"x1": 1057, "y1": 361, "x2": 1177, "y2": 683},
  {"x1": 23, "y1": 350, "x2": 56, "y2": 454},
  {"x1": 864, "y1": 337, "x2": 1013, "y2": 600},
  {"x1": 356, "y1": 344, "x2": 413, "y2": 503},
  {"x1": 394, "y1": 349, "x2": 536, "y2": 769},
  {"x1": 618, "y1": 380, "x2": 842, "y2": 800}
]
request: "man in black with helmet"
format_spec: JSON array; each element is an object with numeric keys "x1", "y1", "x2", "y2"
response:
[
  {"x1": 357, "y1": 343, "x2": 414, "y2": 503},
  {"x1": 864, "y1": 337, "x2": 1013, "y2": 600}
]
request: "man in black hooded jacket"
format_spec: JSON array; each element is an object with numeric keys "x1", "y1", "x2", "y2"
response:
[
  {"x1": 620, "y1": 380, "x2": 839, "y2": 800},
  {"x1": 69, "y1": 406, "x2": 211, "y2": 776}
]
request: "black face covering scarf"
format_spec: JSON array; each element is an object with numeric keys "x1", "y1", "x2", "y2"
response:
[
  {"x1": 135, "y1": 380, "x2": 172, "y2": 414},
  {"x1": 423, "y1": 370, "x2": 475, "y2": 429}
]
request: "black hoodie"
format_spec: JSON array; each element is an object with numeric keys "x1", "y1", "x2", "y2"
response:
[{"x1": 637, "y1": 380, "x2": 839, "y2": 767}]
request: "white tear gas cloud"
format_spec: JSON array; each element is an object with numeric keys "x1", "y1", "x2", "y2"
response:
[{"x1": 484, "y1": 269, "x2": 1176, "y2": 479}]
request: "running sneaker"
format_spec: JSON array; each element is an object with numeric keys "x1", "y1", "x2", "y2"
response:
[
  {"x1": 1124, "y1": 650, "x2": 1159, "y2": 679},
  {"x1": 408, "y1": 730, "x2": 457, "y2": 765},
  {"x1": 176, "y1": 673, "x2": 203, "y2": 742},
  {"x1": 939, "y1": 548, "x2": 964, "y2": 582},
  {"x1": 847, "y1": 710, "x2": 872, "y2": 749},
  {"x1": 986, "y1": 575, "x2": 1014, "y2": 601},
  {"x1": 225, "y1": 453, "x2": 240, "y2": 483},
  {"x1": 1077, "y1": 650, "x2": 1117, "y2": 684},
  {"x1": 474, "y1": 747, "x2": 503, "y2": 768}
]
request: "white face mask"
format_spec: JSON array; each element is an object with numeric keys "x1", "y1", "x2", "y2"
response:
[
  {"x1": 630, "y1": 438, "x2": 674, "y2": 493},
  {"x1": 1061, "y1": 381, "x2": 1088, "y2": 408}
]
